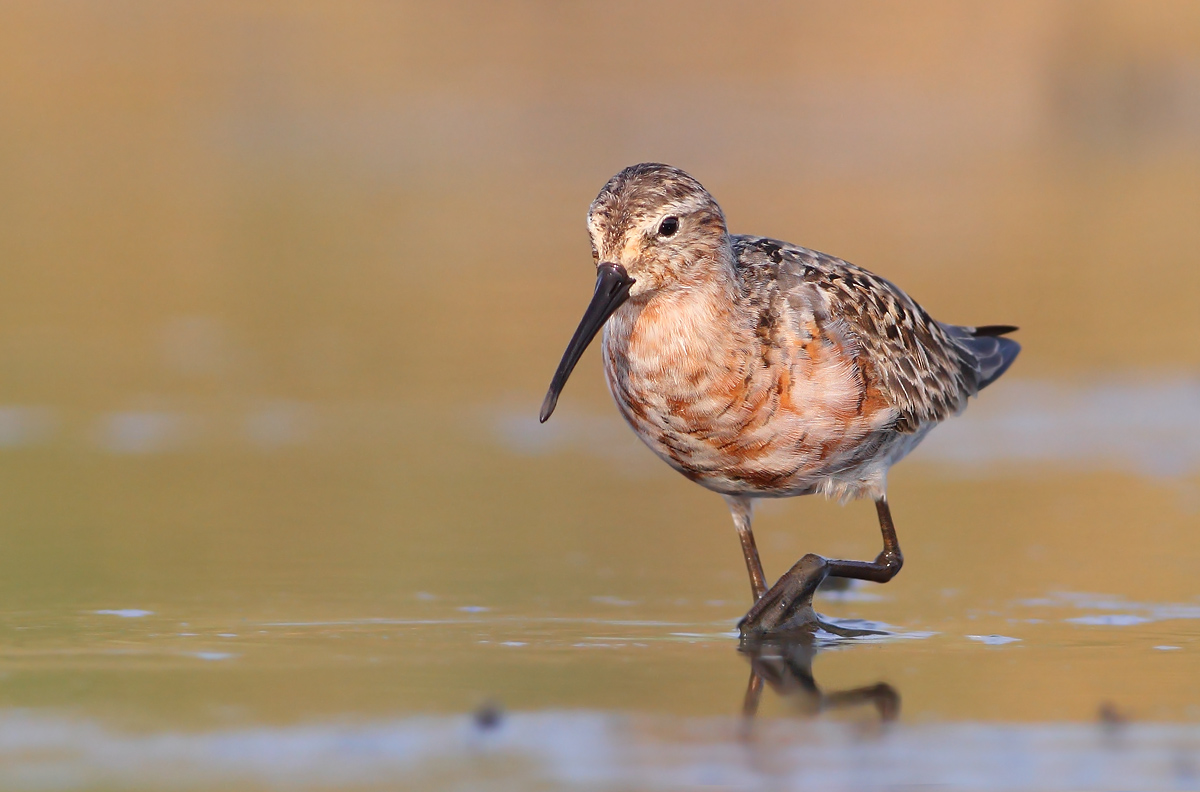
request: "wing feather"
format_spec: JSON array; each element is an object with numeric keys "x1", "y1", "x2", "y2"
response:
[{"x1": 732, "y1": 236, "x2": 1017, "y2": 433}]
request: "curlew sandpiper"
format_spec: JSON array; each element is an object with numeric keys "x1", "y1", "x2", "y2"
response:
[{"x1": 540, "y1": 163, "x2": 1020, "y2": 639}]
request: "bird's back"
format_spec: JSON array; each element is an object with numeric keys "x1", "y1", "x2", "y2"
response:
[{"x1": 732, "y1": 236, "x2": 1020, "y2": 435}]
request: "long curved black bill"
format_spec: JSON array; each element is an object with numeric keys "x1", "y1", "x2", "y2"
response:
[{"x1": 539, "y1": 262, "x2": 635, "y2": 423}]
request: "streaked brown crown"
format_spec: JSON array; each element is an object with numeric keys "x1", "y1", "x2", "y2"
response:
[{"x1": 587, "y1": 163, "x2": 730, "y2": 293}]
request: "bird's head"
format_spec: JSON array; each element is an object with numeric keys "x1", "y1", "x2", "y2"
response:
[
  {"x1": 539, "y1": 163, "x2": 730, "y2": 423},
  {"x1": 586, "y1": 162, "x2": 730, "y2": 297}
]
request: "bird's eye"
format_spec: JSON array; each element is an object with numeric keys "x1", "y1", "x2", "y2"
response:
[{"x1": 658, "y1": 216, "x2": 679, "y2": 237}]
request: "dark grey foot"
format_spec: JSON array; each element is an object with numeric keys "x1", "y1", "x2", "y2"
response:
[
  {"x1": 737, "y1": 554, "x2": 888, "y2": 641},
  {"x1": 738, "y1": 554, "x2": 829, "y2": 639}
]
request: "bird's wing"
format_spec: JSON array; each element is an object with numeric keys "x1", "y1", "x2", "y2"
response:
[{"x1": 732, "y1": 236, "x2": 990, "y2": 433}]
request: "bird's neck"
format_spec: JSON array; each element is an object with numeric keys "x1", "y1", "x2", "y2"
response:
[{"x1": 602, "y1": 259, "x2": 748, "y2": 400}]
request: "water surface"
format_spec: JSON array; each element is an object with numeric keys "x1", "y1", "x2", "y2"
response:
[{"x1": 0, "y1": 3, "x2": 1199, "y2": 789}]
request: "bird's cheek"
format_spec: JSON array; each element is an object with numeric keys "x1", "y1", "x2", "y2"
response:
[
  {"x1": 627, "y1": 278, "x2": 652, "y2": 298},
  {"x1": 623, "y1": 261, "x2": 669, "y2": 296}
]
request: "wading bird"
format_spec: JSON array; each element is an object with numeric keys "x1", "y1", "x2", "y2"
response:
[{"x1": 540, "y1": 163, "x2": 1019, "y2": 638}]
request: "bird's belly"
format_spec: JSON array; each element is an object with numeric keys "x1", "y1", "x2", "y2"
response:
[
  {"x1": 604, "y1": 362, "x2": 874, "y2": 498},
  {"x1": 600, "y1": 295, "x2": 903, "y2": 500}
]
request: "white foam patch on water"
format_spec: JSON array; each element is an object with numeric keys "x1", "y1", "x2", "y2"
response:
[
  {"x1": 0, "y1": 710, "x2": 1195, "y2": 791},
  {"x1": 94, "y1": 610, "x2": 154, "y2": 619},
  {"x1": 243, "y1": 402, "x2": 313, "y2": 450},
  {"x1": 1021, "y1": 591, "x2": 1200, "y2": 626},
  {"x1": 95, "y1": 411, "x2": 194, "y2": 455},
  {"x1": 967, "y1": 634, "x2": 1022, "y2": 645},
  {"x1": 591, "y1": 596, "x2": 637, "y2": 606},
  {"x1": 819, "y1": 588, "x2": 888, "y2": 603},
  {"x1": 1067, "y1": 614, "x2": 1153, "y2": 626}
]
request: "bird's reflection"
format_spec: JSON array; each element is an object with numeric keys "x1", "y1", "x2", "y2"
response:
[{"x1": 738, "y1": 635, "x2": 900, "y2": 727}]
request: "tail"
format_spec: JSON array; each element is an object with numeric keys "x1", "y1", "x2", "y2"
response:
[{"x1": 941, "y1": 324, "x2": 1021, "y2": 392}]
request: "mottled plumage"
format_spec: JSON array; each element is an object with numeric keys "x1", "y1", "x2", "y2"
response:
[{"x1": 542, "y1": 162, "x2": 1019, "y2": 637}]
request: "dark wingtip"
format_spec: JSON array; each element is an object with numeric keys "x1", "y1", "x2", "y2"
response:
[
  {"x1": 972, "y1": 324, "x2": 1019, "y2": 337},
  {"x1": 975, "y1": 335, "x2": 1021, "y2": 390}
]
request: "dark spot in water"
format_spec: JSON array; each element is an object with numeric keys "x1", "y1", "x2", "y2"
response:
[
  {"x1": 474, "y1": 701, "x2": 504, "y2": 731},
  {"x1": 1098, "y1": 701, "x2": 1128, "y2": 728}
]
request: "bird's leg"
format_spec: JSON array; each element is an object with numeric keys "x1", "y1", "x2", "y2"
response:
[
  {"x1": 826, "y1": 498, "x2": 903, "y2": 583},
  {"x1": 738, "y1": 498, "x2": 903, "y2": 639},
  {"x1": 725, "y1": 496, "x2": 766, "y2": 600}
]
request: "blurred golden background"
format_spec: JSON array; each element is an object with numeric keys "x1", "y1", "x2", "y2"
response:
[{"x1": 0, "y1": 0, "x2": 1198, "y2": 765}]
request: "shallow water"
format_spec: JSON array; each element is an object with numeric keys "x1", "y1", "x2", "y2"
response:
[{"x1": 1, "y1": 3, "x2": 1200, "y2": 790}]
